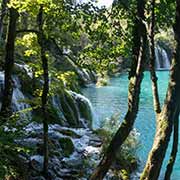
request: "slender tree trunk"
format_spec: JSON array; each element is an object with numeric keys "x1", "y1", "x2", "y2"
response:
[
  {"x1": 0, "y1": 0, "x2": 7, "y2": 42},
  {"x1": 90, "y1": 1, "x2": 147, "y2": 179},
  {"x1": 37, "y1": 6, "x2": 49, "y2": 177},
  {"x1": 164, "y1": 109, "x2": 179, "y2": 180},
  {"x1": 149, "y1": 0, "x2": 161, "y2": 116},
  {"x1": 149, "y1": 1, "x2": 179, "y2": 179},
  {"x1": 140, "y1": 1, "x2": 180, "y2": 179},
  {"x1": 0, "y1": 8, "x2": 18, "y2": 120}
]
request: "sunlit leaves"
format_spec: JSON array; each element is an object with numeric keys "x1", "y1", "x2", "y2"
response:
[
  {"x1": 16, "y1": 33, "x2": 39, "y2": 59},
  {"x1": 8, "y1": 0, "x2": 57, "y2": 15},
  {"x1": 16, "y1": 33, "x2": 37, "y2": 48}
]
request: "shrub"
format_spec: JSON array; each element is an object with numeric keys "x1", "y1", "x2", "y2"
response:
[{"x1": 95, "y1": 112, "x2": 140, "y2": 179}]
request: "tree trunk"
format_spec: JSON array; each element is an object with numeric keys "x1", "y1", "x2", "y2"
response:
[
  {"x1": 37, "y1": 6, "x2": 49, "y2": 178},
  {"x1": 149, "y1": 0, "x2": 161, "y2": 116},
  {"x1": 0, "y1": 0, "x2": 7, "y2": 42},
  {"x1": 140, "y1": 1, "x2": 180, "y2": 179},
  {"x1": 164, "y1": 109, "x2": 179, "y2": 180},
  {"x1": 0, "y1": 8, "x2": 18, "y2": 120},
  {"x1": 90, "y1": 1, "x2": 147, "y2": 179}
]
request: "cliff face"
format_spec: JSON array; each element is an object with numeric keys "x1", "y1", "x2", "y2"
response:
[{"x1": 0, "y1": 63, "x2": 94, "y2": 128}]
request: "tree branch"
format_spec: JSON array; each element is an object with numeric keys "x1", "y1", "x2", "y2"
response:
[{"x1": 16, "y1": 29, "x2": 39, "y2": 35}]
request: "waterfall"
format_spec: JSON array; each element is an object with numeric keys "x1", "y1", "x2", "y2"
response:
[
  {"x1": 12, "y1": 76, "x2": 32, "y2": 120},
  {"x1": 68, "y1": 91, "x2": 95, "y2": 128},
  {"x1": 0, "y1": 68, "x2": 95, "y2": 128},
  {"x1": 52, "y1": 95, "x2": 68, "y2": 125},
  {"x1": 155, "y1": 45, "x2": 171, "y2": 70},
  {"x1": 51, "y1": 90, "x2": 95, "y2": 128},
  {"x1": 0, "y1": 72, "x2": 32, "y2": 121},
  {"x1": 15, "y1": 63, "x2": 33, "y2": 78},
  {"x1": 82, "y1": 68, "x2": 91, "y2": 83}
]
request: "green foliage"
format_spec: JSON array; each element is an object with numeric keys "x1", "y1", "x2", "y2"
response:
[
  {"x1": 96, "y1": 74, "x2": 109, "y2": 86},
  {"x1": 155, "y1": 30, "x2": 175, "y2": 49},
  {"x1": 59, "y1": 137, "x2": 74, "y2": 157},
  {"x1": 153, "y1": 0, "x2": 175, "y2": 31},
  {"x1": 95, "y1": 112, "x2": 140, "y2": 177},
  {"x1": 16, "y1": 33, "x2": 39, "y2": 61},
  {"x1": 0, "y1": 116, "x2": 31, "y2": 179},
  {"x1": 55, "y1": 71, "x2": 80, "y2": 92}
]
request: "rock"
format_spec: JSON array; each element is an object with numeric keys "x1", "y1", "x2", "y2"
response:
[
  {"x1": 47, "y1": 169, "x2": 57, "y2": 179},
  {"x1": 61, "y1": 153, "x2": 83, "y2": 168},
  {"x1": 59, "y1": 90, "x2": 80, "y2": 127},
  {"x1": 59, "y1": 137, "x2": 74, "y2": 157},
  {"x1": 57, "y1": 168, "x2": 79, "y2": 180},
  {"x1": 17, "y1": 137, "x2": 41, "y2": 148},
  {"x1": 58, "y1": 128, "x2": 81, "y2": 138},
  {"x1": 31, "y1": 176, "x2": 46, "y2": 180},
  {"x1": 30, "y1": 155, "x2": 43, "y2": 172},
  {"x1": 69, "y1": 91, "x2": 93, "y2": 128},
  {"x1": 54, "y1": 178, "x2": 63, "y2": 180}
]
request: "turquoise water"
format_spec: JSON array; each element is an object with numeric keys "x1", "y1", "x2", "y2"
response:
[{"x1": 82, "y1": 71, "x2": 180, "y2": 180}]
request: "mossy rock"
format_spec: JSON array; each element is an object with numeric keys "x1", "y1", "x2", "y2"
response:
[
  {"x1": 13, "y1": 64, "x2": 35, "y2": 95},
  {"x1": 69, "y1": 90, "x2": 93, "y2": 128},
  {"x1": 64, "y1": 91, "x2": 80, "y2": 125},
  {"x1": 120, "y1": 169, "x2": 130, "y2": 180},
  {"x1": 59, "y1": 90, "x2": 80, "y2": 127},
  {"x1": 47, "y1": 104, "x2": 66, "y2": 125},
  {"x1": 96, "y1": 77, "x2": 108, "y2": 87},
  {"x1": 130, "y1": 158, "x2": 138, "y2": 171},
  {"x1": 93, "y1": 128, "x2": 111, "y2": 142},
  {"x1": 77, "y1": 98, "x2": 92, "y2": 128},
  {"x1": 58, "y1": 128, "x2": 81, "y2": 138},
  {"x1": 59, "y1": 137, "x2": 74, "y2": 157}
]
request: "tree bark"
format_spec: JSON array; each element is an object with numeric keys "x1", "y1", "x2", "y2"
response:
[
  {"x1": 0, "y1": 0, "x2": 7, "y2": 42},
  {"x1": 0, "y1": 8, "x2": 19, "y2": 120},
  {"x1": 140, "y1": 1, "x2": 180, "y2": 179},
  {"x1": 149, "y1": 0, "x2": 161, "y2": 116},
  {"x1": 37, "y1": 6, "x2": 49, "y2": 178},
  {"x1": 90, "y1": 1, "x2": 147, "y2": 179},
  {"x1": 164, "y1": 108, "x2": 179, "y2": 180}
]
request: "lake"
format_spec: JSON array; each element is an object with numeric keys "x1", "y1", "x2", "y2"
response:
[{"x1": 82, "y1": 71, "x2": 180, "y2": 180}]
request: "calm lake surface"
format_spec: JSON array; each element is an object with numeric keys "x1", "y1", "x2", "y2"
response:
[{"x1": 82, "y1": 71, "x2": 180, "y2": 180}]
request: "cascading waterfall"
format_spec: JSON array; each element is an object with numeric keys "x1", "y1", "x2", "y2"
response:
[
  {"x1": 0, "y1": 65, "x2": 95, "y2": 127},
  {"x1": 0, "y1": 72, "x2": 32, "y2": 121},
  {"x1": 51, "y1": 90, "x2": 95, "y2": 128},
  {"x1": 52, "y1": 95, "x2": 67, "y2": 123},
  {"x1": 12, "y1": 76, "x2": 32, "y2": 120},
  {"x1": 155, "y1": 45, "x2": 171, "y2": 70},
  {"x1": 68, "y1": 90, "x2": 95, "y2": 128}
]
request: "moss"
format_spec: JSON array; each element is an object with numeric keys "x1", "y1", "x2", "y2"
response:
[
  {"x1": 96, "y1": 77, "x2": 108, "y2": 87},
  {"x1": 160, "y1": 120, "x2": 168, "y2": 131},
  {"x1": 51, "y1": 150, "x2": 62, "y2": 157},
  {"x1": 120, "y1": 169, "x2": 129, "y2": 180},
  {"x1": 59, "y1": 90, "x2": 80, "y2": 127},
  {"x1": 31, "y1": 110, "x2": 43, "y2": 123},
  {"x1": 46, "y1": 104, "x2": 65, "y2": 125},
  {"x1": 32, "y1": 105, "x2": 64, "y2": 125},
  {"x1": 13, "y1": 64, "x2": 34, "y2": 95},
  {"x1": 64, "y1": 90, "x2": 80, "y2": 125},
  {"x1": 58, "y1": 128, "x2": 81, "y2": 138},
  {"x1": 78, "y1": 98, "x2": 92, "y2": 127},
  {"x1": 93, "y1": 128, "x2": 111, "y2": 142},
  {"x1": 59, "y1": 137, "x2": 74, "y2": 157}
]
